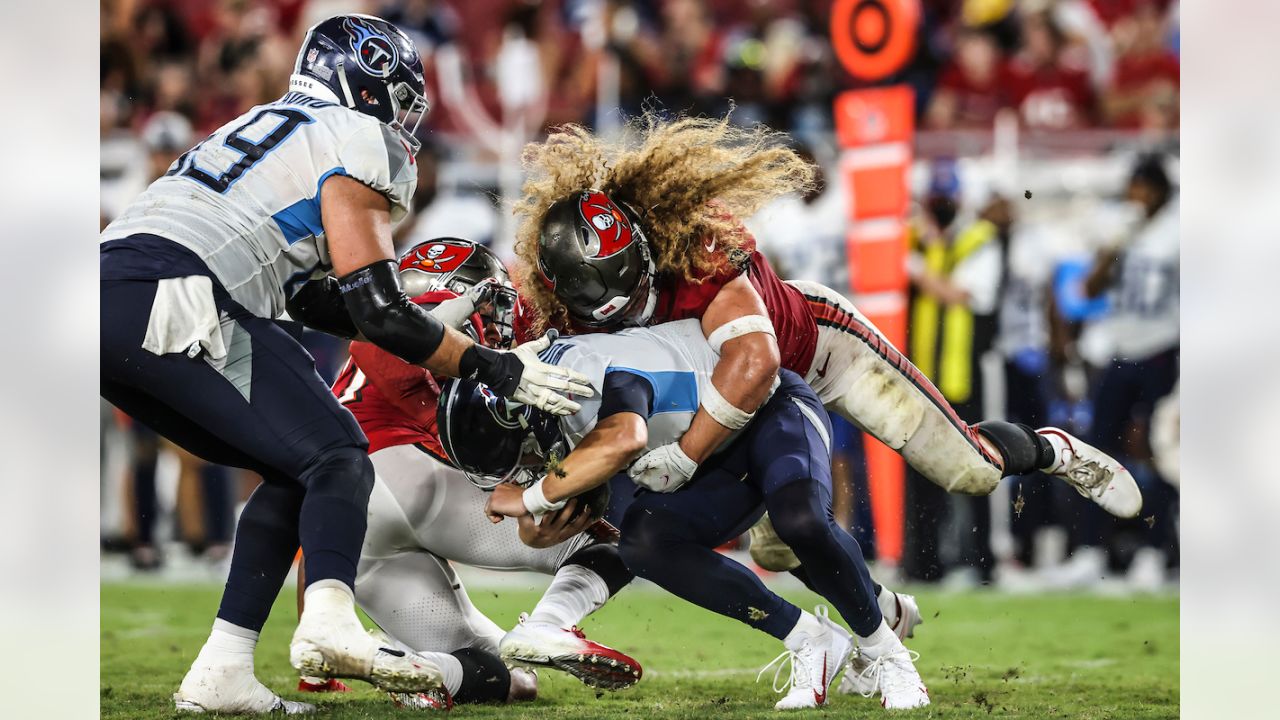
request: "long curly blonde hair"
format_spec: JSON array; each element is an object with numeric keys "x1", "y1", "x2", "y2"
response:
[{"x1": 512, "y1": 112, "x2": 815, "y2": 332}]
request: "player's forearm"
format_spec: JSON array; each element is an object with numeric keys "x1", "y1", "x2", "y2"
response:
[
  {"x1": 679, "y1": 335, "x2": 779, "y2": 463},
  {"x1": 543, "y1": 415, "x2": 646, "y2": 502}
]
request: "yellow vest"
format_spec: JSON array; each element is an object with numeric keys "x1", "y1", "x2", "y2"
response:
[{"x1": 909, "y1": 219, "x2": 997, "y2": 404}]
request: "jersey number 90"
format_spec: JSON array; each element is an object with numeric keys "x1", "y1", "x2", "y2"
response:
[{"x1": 167, "y1": 108, "x2": 314, "y2": 194}]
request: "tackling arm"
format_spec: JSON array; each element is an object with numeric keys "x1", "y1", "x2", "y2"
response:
[{"x1": 322, "y1": 175, "x2": 591, "y2": 414}]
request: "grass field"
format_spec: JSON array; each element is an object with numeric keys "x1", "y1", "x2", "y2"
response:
[{"x1": 102, "y1": 583, "x2": 1178, "y2": 719}]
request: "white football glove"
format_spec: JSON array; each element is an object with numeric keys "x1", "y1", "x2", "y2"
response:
[
  {"x1": 629, "y1": 442, "x2": 698, "y2": 493},
  {"x1": 508, "y1": 331, "x2": 595, "y2": 416}
]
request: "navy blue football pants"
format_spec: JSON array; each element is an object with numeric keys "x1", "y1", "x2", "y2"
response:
[
  {"x1": 101, "y1": 266, "x2": 372, "y2": 633},
  {"x1": 615, "y1": 371, "x2": 884, "y2": 639}
]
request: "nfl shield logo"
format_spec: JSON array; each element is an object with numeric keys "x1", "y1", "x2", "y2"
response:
[{"x1": 306, "y1": 48, "x2": 318, "y2": 65}]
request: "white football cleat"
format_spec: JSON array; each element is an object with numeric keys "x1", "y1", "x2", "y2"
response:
[
  {"x1": 840, "y1": 636, "x2": 930, "y2": 710},
  {"x1": 174, "y1": 659, "x2": 314, "y2": 714},
  {"x1": 1038, "y1": 427, "x2": 1142, "y2": 518},
  {"x1": 758, "y1": 606, "x2": 853, "y2": 710},
  {"x1": 500, "y1": 613, "x2": 642, "y2": 690},
  {"x1": 290, "y1": 583, "x2": 445, "y2": 693}
]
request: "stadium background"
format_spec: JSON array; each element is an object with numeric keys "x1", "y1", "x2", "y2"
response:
[{"x1": 99, "y1": 1, "x2": 1179, "y2": 716}]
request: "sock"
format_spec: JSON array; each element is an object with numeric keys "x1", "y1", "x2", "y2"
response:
[
  {"x1": 857, "y1": 619, "x2": 899, "y2": 650},
  {"x1": 782, "y1": 609, "x2": 823, "y2": 651},
  {"x1": 877, "y1": 587, "x2": 900, "y2": 628},
  {"x1": 197, "y1": 619, "x2": 259, "y2": 666},
  {"x1": 528, "y1": 564, "x2": 610, "y2": 628},
  {"x1": 414, "y1": 651, "x2": 464, "y2": 696},
  {"x1": 303, "y1": 579, "x2": 355, "y2": 610},
  {"x1": 1037, "y1": 429, "x2": 1073, "y2": 473}
]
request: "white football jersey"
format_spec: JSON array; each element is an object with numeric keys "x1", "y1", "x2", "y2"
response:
[
  {"x1": 102, "y1": 91, "x2": 417, "y2": 319},
  {"x1": 1093, "y1": 197, "x2": 1180, "y2": 361},
  {"x1": 546, "y1": 320, "x2": 736, "y2": 454}
]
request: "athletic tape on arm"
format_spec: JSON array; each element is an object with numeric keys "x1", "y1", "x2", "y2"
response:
[
  {"x1": 701, "y1": 380, "x2": 755, "y2": 430},
  {"x1": 706, "y1": 315, "x2": 775, "y2": 354}
]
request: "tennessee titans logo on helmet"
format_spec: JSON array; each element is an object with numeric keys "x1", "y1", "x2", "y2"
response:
[{"x1": 344, "y1": 17, "x2": 399, "y2": 78}]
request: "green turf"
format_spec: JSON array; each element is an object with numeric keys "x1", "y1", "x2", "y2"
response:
[{"x1": 102, "y1": 583, "x2": 1177, "y2": 719}]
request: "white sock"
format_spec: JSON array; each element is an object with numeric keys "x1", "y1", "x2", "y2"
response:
[
  {"x1": 198, "y1": 619, "x2": 259, "y2": 666},
  {"x1": 414, "y1": 651, "x2": 464, "y2": 696},
  {"x1": 857, "y1": 619, "x2": 898, "y2": 651},
  {"x1": 782, "y1": 609, "x2": 824, "y2": 651},
  {"x1": 1038, "y1": 430, "x2": 1073, "y2": 473},
  {"x1": 877, "y1": 587, "x2": 899, "y2": 628},
  {"x1": 302, "y1": 579, "x2": 355, "y2": 617},
  {"x1": 528, "y1": 564, "x2": 610, "y2": 628}
]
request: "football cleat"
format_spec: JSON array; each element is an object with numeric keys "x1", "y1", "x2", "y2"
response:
[
  {"x1": 758, "y1": 606, "x2": 853, "y2": 710},
  {"x1": 174, "y1": 660, "x2": 314, "y2": 714},
  {"x1": 296, "y1": 676, "x2": 350, "y2": 693},
  {"x1": 499, "y1": 613, "x2": 642, "y2": 690},
  {"x1": 839, "y1": 638, "x2": 930, "y2": 710},
  {"x1": 388, "y1": 688, "x2": 454, "y2": 711},
  {"x1": 290, "y1": 585, "x2": 446, "y2": 693},
  {"x1": 1037, "y1": 427, "x2": 1142, "y2": 518}
]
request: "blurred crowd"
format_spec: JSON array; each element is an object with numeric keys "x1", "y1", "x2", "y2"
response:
[
  {"x1": 101, "y1": 0, "x2": 1179, "y2": 156},
  {"x1": 100, "y1": 0, "x2": 1179, "y2": 591}
]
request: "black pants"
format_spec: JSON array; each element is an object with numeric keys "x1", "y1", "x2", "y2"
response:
[{"x1": 102, "y1": 259, "x2": 373, "y2": 631}]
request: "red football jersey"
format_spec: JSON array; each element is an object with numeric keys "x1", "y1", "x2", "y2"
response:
[
  {"x1": 331, "y1": 290, "x2": 480, "y2": 457},
  {"x1": 1001, "y1": 55, "x2": 1095, "y2": 130}
]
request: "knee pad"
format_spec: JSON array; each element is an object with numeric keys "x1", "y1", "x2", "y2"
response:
[
  {"x1": 299, "y1": 446, "x2": 374, "y2": 502},
  {"x1": 975, "y1": 421, "x2": 1051, "y2": 477},
  {"x1": 450, "y1": 647, "x2": 511, "y2": 705},
  {"x1": 561, "y1": 543, "x2": 634, "y2": 596}
]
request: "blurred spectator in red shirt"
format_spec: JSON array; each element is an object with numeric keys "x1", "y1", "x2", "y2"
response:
[
  {"x1": 1103, "y1": 0, "x2": 1178, "y2": 130},
  {"x1": 926, "y1": 27, "x2": 1004, "y2": 130},
  {"x1": 1002, "y1": 10, "x2": 1096, "y2": 130}
]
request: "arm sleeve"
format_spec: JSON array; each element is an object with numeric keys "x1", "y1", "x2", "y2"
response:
[
  {"x1": 338, "y1": 122, "x2": 418, "y2": 224},
  {"x1": 598, "y1": 370, "x2": 655, "y2": 419}
]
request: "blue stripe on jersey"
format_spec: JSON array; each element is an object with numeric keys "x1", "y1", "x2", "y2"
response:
[
  {"x1": 606, "y1": 368, "x2": 699, "y2": 416},
  {"x1": 272, "y1": 166, "x2": 348, "y2": 245}
]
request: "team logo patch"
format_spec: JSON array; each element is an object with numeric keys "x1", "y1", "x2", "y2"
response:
[
  {"x1": 400, "y1": 239, "x2": 475, "y2": 275},
  {"x1": 577, "y1": 191, "x2": 635, "y2": 259},
  {"x1": 344, "y1": 17, "x2": 399, "y2": 78}
]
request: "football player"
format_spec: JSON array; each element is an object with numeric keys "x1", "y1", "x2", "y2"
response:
[
  {"x1": 310, "y1": 238, "x2": 639, "y2": 708},
  {"x1": 100, "y1": 14, "x2": 590, "y2": 714},
  {"x1": 450, "y1": 322, "x2": 930, "y2": 710},
  {"x1": 511, "y1": 116, "x2": 1142, "y2": 585}
]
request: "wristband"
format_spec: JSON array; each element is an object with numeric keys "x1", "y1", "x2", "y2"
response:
[
  {"x1": 460, "y1": 344, "x2": 522, "y2": 397},
  {"x1": 522, "y1": 479, "x2": 567, "y2": 517}
]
